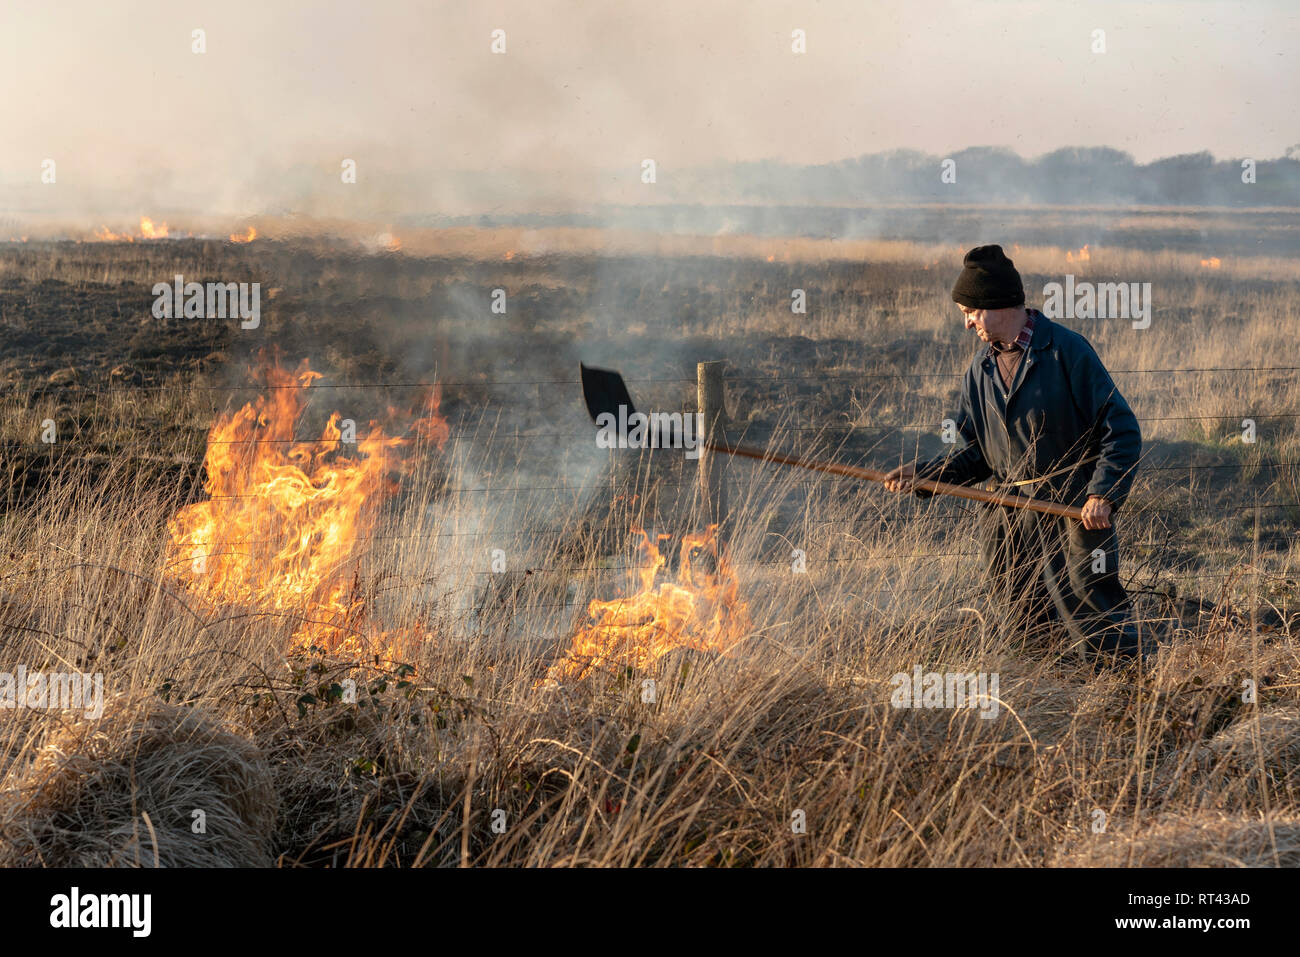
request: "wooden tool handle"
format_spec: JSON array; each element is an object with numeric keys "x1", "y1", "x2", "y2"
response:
[{"x1": 711, "y1": 442, "x2": 1085, "y2": 521}]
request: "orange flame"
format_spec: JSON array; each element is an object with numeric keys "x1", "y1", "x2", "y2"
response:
[
  {"x1": 139, "y1": 216, "x2": 168, "y2": 239},
  {"x1": 230, "y1": 226, "x2": 258, "y2": 243},
  {"x1": 544, "y1": 526, "x2": 750, "y2": 684},
  {"x1": 1065, "y1": 244, "x2": 1090, "y2": 263},
  {"x1": 504, "y1": 250, "x2": 515, "y2": 261},
  {"x1": 367, "y1": 230, "x2": 401, "y2": 252},
  {"x1": 1200, "y1": 257, "x2": 1222, "y2": 269},
  {"x1": 91, "y1": 216, "x2": 172, "y2": 242},
  {"x1": 165, "y1": 354, "x2": 449, "y2": 655}
]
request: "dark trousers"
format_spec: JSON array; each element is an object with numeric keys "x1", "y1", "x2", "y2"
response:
[{"x1": 980, "y1": 505, "x2": 1143, "y2": 661}]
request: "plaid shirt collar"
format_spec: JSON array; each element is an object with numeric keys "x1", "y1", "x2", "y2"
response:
[{"x1": 987, "y1": 308, "x2": 1037, "y2": 359}]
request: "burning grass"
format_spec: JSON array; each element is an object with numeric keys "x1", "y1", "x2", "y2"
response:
[
  {"x1": 91, "y1": 216, "x2": 173, "y2": 242},
  {"x1": 164, "y1": 353, "x2": 449, "y2": 656},
  {"x1": 543, "y1": 525, "x2": 751, "y2": 685}
]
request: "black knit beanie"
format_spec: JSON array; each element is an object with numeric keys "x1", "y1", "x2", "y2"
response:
[{"x1": 951, "y1": 244, "x2": 1025, "y2": 309}]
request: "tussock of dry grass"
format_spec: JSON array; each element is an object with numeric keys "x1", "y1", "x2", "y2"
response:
[
  {"x1": 1053, "y1": 813, "x2": 1300, "y2": 867},
  {"x1": 1198, "y1": 707, "x2": 1300, "y2": 789},
  {"x1": 1, "y1": 698, "x2": 276, "y2": 867}
]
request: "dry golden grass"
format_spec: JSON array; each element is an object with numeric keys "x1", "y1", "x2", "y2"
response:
[{"x1": 0, "y1": 430, "x2": 1295, "y2": 867}]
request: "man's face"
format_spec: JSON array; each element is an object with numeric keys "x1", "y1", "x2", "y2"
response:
[{"x1": 958, "y1": 304, "x2": 1026, "y2": 346}]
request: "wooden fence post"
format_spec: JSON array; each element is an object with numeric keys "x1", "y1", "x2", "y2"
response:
[{"x1": 697, "y1": 360, "x2": 728, "y2": 535}]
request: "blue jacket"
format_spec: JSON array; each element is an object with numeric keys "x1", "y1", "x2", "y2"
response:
[{"x1": 916, "y1": 310, "x2": 1141, "y2": 510}]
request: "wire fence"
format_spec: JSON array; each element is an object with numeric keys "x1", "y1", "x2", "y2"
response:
[
  {"x1": 12, "y1": 362, "x2": 1300, "y2": 397},
  {"x1": 8, "y1": 372, "x2": 1299, "y2": 502}
]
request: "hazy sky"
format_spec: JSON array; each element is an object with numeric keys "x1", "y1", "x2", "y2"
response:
[{"x1": 2, "y1": 0, "x2": 1296, "y2": 218}]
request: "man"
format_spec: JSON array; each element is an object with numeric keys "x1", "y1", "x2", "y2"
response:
[{"x1": 884, "y1": 244, "x2": 1145, "y2": 662}]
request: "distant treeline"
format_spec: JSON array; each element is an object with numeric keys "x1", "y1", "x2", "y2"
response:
[{"x1": 676, "y1": 146, "x2": 1300, "y2": 207}]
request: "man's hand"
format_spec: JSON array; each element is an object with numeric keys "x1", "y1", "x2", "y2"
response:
[
  {"x1": 884, "y1": 464, "x2": 917, "y2": 493},
  {"x1": 1081, "y1": 495, "x2": 1112, "y2": 530}
]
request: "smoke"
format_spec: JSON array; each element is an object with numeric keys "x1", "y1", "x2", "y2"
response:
[{"x1": 4, "y1": 0, "x2": 1297, "y2": 233}]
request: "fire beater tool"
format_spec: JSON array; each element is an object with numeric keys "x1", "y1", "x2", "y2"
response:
[{"x1": 579, "y1": 363, "x2": 1084, "y2": 521}]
